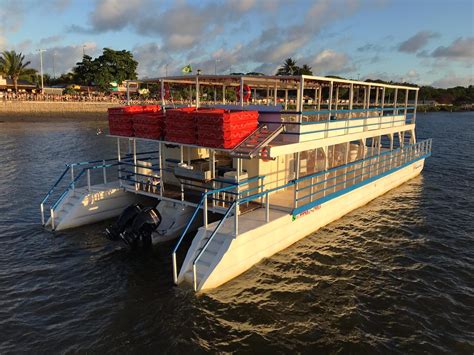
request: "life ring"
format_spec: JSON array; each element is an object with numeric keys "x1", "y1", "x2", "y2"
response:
[
  {"x1": 158, "y1": 83, "x2": 171, "y2": 99},
  {"x1": 236, "y1": 84, "x2": 251, "y2": 102},
  {"x1": 261, "y1": 147, "x2": 271, "y2": 162}
]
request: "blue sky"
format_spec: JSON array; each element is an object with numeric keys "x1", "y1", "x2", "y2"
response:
[{"x1": 0, "y1": 0, "x2": 472, "y2": 87}]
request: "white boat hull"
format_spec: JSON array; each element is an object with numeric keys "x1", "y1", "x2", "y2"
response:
[
  {"x1": 48, "y1": 182, "x2": 151, "y2": 231},
  {"x1": 178, "y1": 158, "x2": 425, "y2": 291},
  {"x1": 151, "y1": 201, "x2": 201, "y2": 244}
]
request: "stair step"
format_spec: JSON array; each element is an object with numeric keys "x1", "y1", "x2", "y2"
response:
[
  {"x1": 197, "y1": 259, "x2": 212, "y2": 267},
  {"x1": 184, "y1": 270, "x2": 205, "y2": 281}
]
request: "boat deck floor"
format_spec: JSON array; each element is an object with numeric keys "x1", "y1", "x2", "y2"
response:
[
  {"x1": 122, "y1": 181, "x2": 261, "y2": 215},
  {"x1": 204, "y1": 207, "x2": 288, "y2": 235}
]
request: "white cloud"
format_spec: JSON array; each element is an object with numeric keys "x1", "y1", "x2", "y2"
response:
[
  {"x1": 307, "y1": 49, "x2": 354, "y2": 74},
  {"x1": 431, "y1": 37, "x2": 474, "y2": 61},
  {"x1": 132, "y1": 42, "x2": 172, "y2": 77},
  {"x1": 90, "y1": 0, "x2": 146, "y2": 32},
  {"x1": 25, "y1": 42, "x2": 98, "y2": 76},
  {"x1": 398, "y1": 31, "x2": 439, "y2": 53},
  {"x1": 430, "y1": 73, "x2": 474, "y2": 88}
]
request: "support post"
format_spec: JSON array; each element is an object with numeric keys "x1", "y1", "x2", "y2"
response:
[
  {"x1": 323, "y1": 147, "x2": 328, "y2": 197},
  {"x1": 159, "y1": 142, "x2": 163, "y2": 196},
  {"x1": 102, "y1": 159, "x2": 107, "y2": 184},
  {"x1": 126, "y1": 81, "x2": 130, "y2": 105},
  {"x1": 284, "y1": 89, "x2": 288, "y2": 110},
  {"x1": 413, "y1": 90, "x2": 418, "y2": 123},
  {"x1": 195, "y1": 75, "x2": 200, "y2": 108},
  {"x1": 375, "y1": 86, "x2": 379, "y2": 108},
  {"x1": 294, "y1": 152, "x2": 300, "y2": 208},
  {"x1": 234, "y1": 159, "x2": 240, "y2": 236},
  {"x1": 394, "y1": 88, "x2": 398, "y2": 115},
  {"x1": 366, "y1": 85, "x2": 371, "y2": 117},
  {"x1": 381, "y1": 87, "x2": 386, "y2": 117},
  {"x1": 40, "y1": 203, "x2": 45, "y2": 225},
  {"x1": 203, "y1": 190, "x2": 208, "y2": 228},
  {"x1": 51, "y1": 208, "x2": 55, "y2": 230},
  {"x1": 328, "y1": 81, "x2": 333, "y2": 113},
  {"x1": 71, "y1": 164, "x2": 75, "y2": 191},
  {"x1": 87, "y1": 169, "x2": 91, "y2": 193},
  {"x1": 240, "y1": 77, "x2": 244, "y2": 107},
  {"x1": 117, "y1": 138, "x2": 122, "y2": 187},
  {"x1": 298, "y1": 77, "x2": 305, "y2": 123},
  {"x1": 265, "y1": 193, "x2": 270, "y2": 223},
  {"x1": 160, "y1": 79, "x2": 165, "y2": 109},
  {"x1": 317, "y1": 84, "x2": 322, "y2": 120},
  {"x1": 133, "y1": 139, "x2": 137, "y2": 191},
  {"x1": 274, "y1": 82, "x2": 277, "y2": 106},
  {"x1": 211, "y1": 149, "x2": 215, "y2": 208},
  {"x1": 180, "y1": 146, "x2": 184, "y2": 201},
  {"x1": 404, "y1": 88, "x2": 409, "y2": 116},
  {"x1": 349, "y1": 83, "x2": 354, "y2": 120},
  {"x1": 222, "y1": 85, "x2": 226, "y2": 104}
]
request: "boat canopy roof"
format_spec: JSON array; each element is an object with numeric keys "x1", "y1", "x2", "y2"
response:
[{"x1": 133, "y1": 74, "x2": 419, "y2": 91}]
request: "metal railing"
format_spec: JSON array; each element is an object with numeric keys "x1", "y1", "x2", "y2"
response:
[
  {"x1": 293, "y1": 139, "x2": 432, "y2": 214},
  {"x1": 192, "y1": 201, "x2": 236, "y2": 291},
  {"x1": 48, "y1": 162, "x2": 120, "y2": 230},
  {"x1": 171, "y1": 176, "x2": 264, "y2": 284},
  {"x1": 40, "y1": 151, "x2": 159, "y2": 229}
]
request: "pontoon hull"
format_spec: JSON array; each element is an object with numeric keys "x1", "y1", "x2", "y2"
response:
[{"x1": 178, "y1": 159, "x2": 425, "y2": 291}]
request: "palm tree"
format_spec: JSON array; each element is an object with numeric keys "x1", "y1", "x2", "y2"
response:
[
  {"x1": 298, "y1": 64, "x2": 313, "y2": 75},
  {"x1": 0, "y1": 50, "x2": 31, "y2": 92},
  {"x1": 276, "y1": 58, "x2": 298, "y2": 75}
]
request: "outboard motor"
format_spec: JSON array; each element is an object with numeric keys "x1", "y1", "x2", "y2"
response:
[
  {"x1": 105, "y1": 204, "x2": 142, "y2": 241},
  {"x1": 120, "y1": 207, "x2": 162, "y2": 250}
]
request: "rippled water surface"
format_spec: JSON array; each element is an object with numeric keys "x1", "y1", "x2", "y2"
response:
[{"x1": 0, "y1": 113, "x2": 473, "y2": 353}]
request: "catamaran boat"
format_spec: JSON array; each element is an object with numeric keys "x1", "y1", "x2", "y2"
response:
[{"x1": 40, "y1": 74, "x2": 432, "y2": 291}]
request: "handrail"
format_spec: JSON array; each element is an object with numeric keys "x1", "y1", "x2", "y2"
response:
[
  {"x1": 301, "y1": 106, "x2": 415, "y2": 115},
  {"x1": 51, "y1": 163, "x2": 119, "y2": 210},
  {"x1": 48, "y1": 162, "x2": 120, "y2": 229},
  {"x1": 237, "y1": 139, "x2": 432, "y2": 206},
  {"x1": 41, "y1": 165, "x2": 70, "y2": 205},
  {"x1": 171, "y1": 183, "x2": 244, "y2": 284},
  {"x1": 192, "y1": 201, "x2": 236, "y2": 291},
  {"x1": 68, "y1": 150, "x2": 160, "y2": 167},
  {"x1": 40, "y1": 165, "x2": 70, "y2": 225}
]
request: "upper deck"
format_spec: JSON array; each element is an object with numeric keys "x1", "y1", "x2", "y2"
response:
[{"x1": 131, "y1": 74, "x2": 419, "y2": 157}]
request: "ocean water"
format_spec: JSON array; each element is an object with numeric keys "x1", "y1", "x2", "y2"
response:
[{"x1": 0, "y1": 112, "x2": 472, "y2": 353}]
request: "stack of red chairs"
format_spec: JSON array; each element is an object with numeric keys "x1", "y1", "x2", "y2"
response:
[
  {"x1": 132, "y1": 105, "x2": 164, "y2": 139},
  {"x1": 108, "y1": 105, "x2": 164, "y2": 139},
  {"x1": 108, "y1": 105, "x2": 143, "y2": 136},
  {"x1": 164, "y1": 107, "x2": 200, "y2": 144},
  {"x1": 196, "y1": 110, "x2": 258, "y2": 149}
]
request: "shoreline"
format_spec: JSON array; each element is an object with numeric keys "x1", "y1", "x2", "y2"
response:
[
  {"x1": 0, "y1": 101, "x2": 114, "y2": 122},
  {"x1": 0, "y1": 101, "x2": 472, "y2": 123}
]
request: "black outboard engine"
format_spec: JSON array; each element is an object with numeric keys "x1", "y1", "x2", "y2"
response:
[
  {"x1": 105, "y1": 204, "x2": 143, "y2": 241},
  {"x1": 120, "y1": 207, "x2": 162, "y2": 250}
]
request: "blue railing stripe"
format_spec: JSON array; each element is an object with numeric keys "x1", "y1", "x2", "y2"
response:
[{"x1": 292, "y1": 153, "x2": 430, "y2": 215}]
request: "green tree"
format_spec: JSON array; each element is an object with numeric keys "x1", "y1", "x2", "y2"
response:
[
  {"x1": 73, "y1": 48, "x2": 138, "y2": 92},
  {"x1": 296, "y1": 64, "x2": 313, "y2": 75},
  {"x1": 0, "y1": 50, "x2": 32, "y2": 92}
]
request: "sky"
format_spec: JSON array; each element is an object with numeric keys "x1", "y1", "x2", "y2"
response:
[{"x1": 0, "y1": 0, "x2": 473, "y2": 88}]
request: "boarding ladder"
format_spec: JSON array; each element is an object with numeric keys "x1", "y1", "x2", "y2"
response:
[{"x1": 230, "y1": 124, "x2": 284, "y2": 159}]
